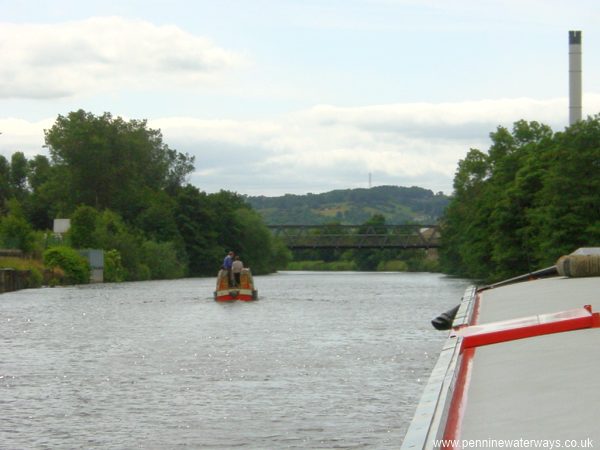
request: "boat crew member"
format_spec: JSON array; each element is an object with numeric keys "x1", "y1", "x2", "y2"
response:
[
  {"x1": 232, "y1": 256, "x2": 244, "y2": 287},
  {"x1": 223, "y1": 251, "x2": 234, "y2": 287}
]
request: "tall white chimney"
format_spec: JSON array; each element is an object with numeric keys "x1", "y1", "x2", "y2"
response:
[{"x1": 569, "y1": 30, "x2": 582, "y2": 125}]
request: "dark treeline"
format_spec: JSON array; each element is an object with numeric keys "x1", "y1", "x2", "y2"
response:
[
  {"x1": 288, "y1": 214, "x2": 439, "y2": 272},
  {"x1": 439, "y1": 116, "x2": 600, "y2": 282},
  {"x1": 0, "y1": 110, "x2": 290, "y2": 281}
]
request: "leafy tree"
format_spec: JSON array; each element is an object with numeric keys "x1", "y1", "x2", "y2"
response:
[
  {"x1": 141, "y1": 240, "x2": 186, "y2": 279},
  {"x1": 27, "y1": 155, "x2": 52, "y2": 191},
  {"x1": 24, "y1": 155, "x2": 55, "y2": 229},
  {"x1": 232, "y1": 208, "x2": 278, "y2": 274},
  {"x1": 208, "y1": 190, "x2": 248, "y2": 252},
  {"x1": 440, "y1": 116, "x2": 600, "y2": 282},
  {"x1": 529, "y1": 116, "x2": 600, "y2": 265},
  {"x1": 0, "y1": 110, "x2": 304, "y2": 283},
  {"x1": 0, "y1": 199, "x2": 36, "y2": 252},
  {"x1": 44, "y1": 110, "x2": 194, "y2": 220},
  {"x1": 352, "y1": 214, "x2": 392, "y2": 271},
  {"x1": 174, "y1": 185, "x2": 223, "y2": 276},
  {"x1": 92, "y1": 209, "x2": 146, "y2": 280},
  {"x1": 0, "y1": 155, "x2": 11, "y2": 209},
  {"x1": 10, "y1": 152, "x2": 28, "y2": 199},
  {"x1": 69, "y1": 205, "x2": 100, "y2": 248},
  {"x1": 134, "y1": 191, "x2": 180, "y2": 243}
]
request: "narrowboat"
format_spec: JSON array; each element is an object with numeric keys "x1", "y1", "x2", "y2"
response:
[
  {"x1": 214, "y1": 267, "x2": 258, "y2": 302},
  {"x1": 402, "y1": 248, "x2": 600, "y2": 449}
]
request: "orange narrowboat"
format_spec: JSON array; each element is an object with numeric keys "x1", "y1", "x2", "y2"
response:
[{"x1": 214, "y1": 267, "x2": 258, "y2": 302}]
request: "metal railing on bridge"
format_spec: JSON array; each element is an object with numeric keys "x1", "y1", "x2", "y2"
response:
[{"x1": 267, "y1": 224, "x2": 440, "y2": 249}]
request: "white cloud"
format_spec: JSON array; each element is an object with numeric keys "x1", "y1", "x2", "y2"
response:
[
  {"x1": 0, "y1": 118, "x2": 53, "y2": 157},
  {"x1": 152, "y1": 95, "x2": 600, "y2": 195},
  {"x1": 2, "y1": 95, "x2": 599, "y2": 195},
  {"x1": 0, "y1": 17, "x2": 243, "y2": 99}
]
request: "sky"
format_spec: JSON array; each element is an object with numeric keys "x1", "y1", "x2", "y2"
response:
[{"x1": 1, "y1": 0, "x2": 599, "y2": 197}]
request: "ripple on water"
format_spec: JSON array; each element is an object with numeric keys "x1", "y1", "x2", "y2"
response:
[{"x1": 0, "y1": 272, "x2": 469, "y2": 449}]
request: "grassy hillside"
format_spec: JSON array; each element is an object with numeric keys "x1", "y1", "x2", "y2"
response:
[{"x1": 246, "y1": 185, "x2": 450, "y2": 225}]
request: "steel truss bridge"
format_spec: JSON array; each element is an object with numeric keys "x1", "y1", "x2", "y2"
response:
[{"x1": 267, "y1": 225, "x2": 441, "y2": 249}]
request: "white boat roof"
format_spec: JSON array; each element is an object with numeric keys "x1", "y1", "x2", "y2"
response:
[
  {"x1": 462, "y1": 276, "x2": 600, "y2": 441},
  {"x1": 402, "y1": 275, "x2": 600, "y2": 448}
]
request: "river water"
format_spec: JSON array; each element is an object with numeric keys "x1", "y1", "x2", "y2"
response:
[{"x1": 1, "y1": 271, "x2": 469, "y2": 449}]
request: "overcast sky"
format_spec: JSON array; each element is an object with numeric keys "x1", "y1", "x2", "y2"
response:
[{"x1": 1, "y1": 0, "x2": 599, "y2": 196}]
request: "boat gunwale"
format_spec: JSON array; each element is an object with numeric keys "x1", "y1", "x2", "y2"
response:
[{"x1": 401, "y1": 286, "x2": 478, "y2": 450}]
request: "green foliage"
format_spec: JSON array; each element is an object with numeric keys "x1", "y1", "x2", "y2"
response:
[
  {"x1": 286, "y1": 260, "x2": 357, "y2": 271},
  {"x1": 287, "y1": 215, "x2": 437, "y2": 272},
  {"x1": 270, "y1": 237, "x2": 293, "y2": 270},
  {"x1": 246, "y1": 185, "x2": 449, "y2": 225},
  {"x1": 0, "y1": 256, "x2": 44, "y2": 271},
  {"x1": 174, "y1": 185, "x2": 224, "y2": 276},
  {"x1": 10, "y1": 152, "x2": 28, "y2": 199},
  {"x1": 0, "y1": 155, "x2": 10, "y2": 209},
  {"x1": 137, "y1": 264, "x2": 151, "y2": 281},
  {"x1": 0, "y1": 256, "x2": 42, "y2": 288},
  {"x1": 351, "y1": 214, "x2": 391, "y2": 271},
  {"x1": 26, "y1": 267, "x2": 43, "y2": 288},
  {"x1": 43, "y1": 246, "x2": 90, "y2": 284},
  {"x1": 43, "y1": 109, "x2": 194, "y2": 220},
  {"x1": 134, "y1": 192, "x2": 180, "y2": 242},
  {"x1": 377, "y1": 260, "x2": 408, "y2": 271},
  {"x1": 232, "y1": 208, "x2": 278, "y2": 274},
  {"x1": 93, "y1": 210, "x2": 146, "y2": 281},
  {"x1": 69, "y1": 205, "x2": 100, "y2": 248},
  {"x1": 0, "y1": 200, "x2": 36, "y2": 252},
  {"x1": 104, "y1": 249, "x2": 126, "y2": 283},
  {"x1": 440, "y1": 117, "x2": 600, "y2": 282},
  {"x1": 0, "y1": 110, "x2": 317, "y2": 284},
  {"x1": 141, "y1": 240, "x2": 186, "y2": 279}
]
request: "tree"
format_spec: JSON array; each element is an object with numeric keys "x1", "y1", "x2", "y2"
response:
[
  {"x1": 141, "y1": 240, "x2": 186, "y2": 279},
  {"x1": 134, "y1": 191, "x2": 180, "y2": 243},
  {"x1": 0, "y1": 199, "x2": 35, "y2": 252},
  {"x1": 44, "y1": 110, "x2": 195, "y2": 220},
  {"x1": 69, "y1": 205, "x2": 100, "y2": 248},
  {"x1": 440, "y1": 117, "x2": 600, "y2": 282},
  {"x1": 174, "y1": 185, "x2": 223, "y2": 276},
  {"x1": 352, "y1": 214, "x2": 391, "y2": 271},
  {"x1": 0, "y1": 155, "x2": 10, "y2": 210},
  {"x1": 27, "y1": 155, "x2": 52, "y2": 191},
  {"x1": 530, "y1": 116, "x2": 600, "y2": 265},
  {"x1": 232, "y1": 208, "x2": 278, "y2": 274},
  {"x1": 24, "y1": 155, "x2": 55, "y2": 229},
  {"x1": 10, "y1": 152, "x2": 28, "y2": 199},
  {"x1": 92, "y1": 209, "x2": 146, "y2": 280}
]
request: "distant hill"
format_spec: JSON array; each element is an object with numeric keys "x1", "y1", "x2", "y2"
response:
[{"x1": 245, "y1": 185, "x2": 450, "y2": 225}]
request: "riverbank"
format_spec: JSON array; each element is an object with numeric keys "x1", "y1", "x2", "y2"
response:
[
  {"x1": 0, "y1": 256, "x2": 44, "y2": 292},
  {"x1": 286, "y1": 258, "x2": 439, "y2": 272}
]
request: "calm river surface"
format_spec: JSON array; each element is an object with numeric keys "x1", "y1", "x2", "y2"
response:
[{"x1": 1, "y1": 271, "x2": 469, "y2": 449}]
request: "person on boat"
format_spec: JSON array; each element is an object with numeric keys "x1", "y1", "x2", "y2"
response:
[
  {"x1": 232, "y1": 256, "x2": 244, "y2": 287},
  {"x1": 223, "y1": 251, "x2": 234, "y2": 287}
]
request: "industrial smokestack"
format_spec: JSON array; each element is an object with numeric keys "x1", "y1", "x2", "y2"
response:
[{"x1": 569, "y1": 30, "x2": 582, "y2": 125}]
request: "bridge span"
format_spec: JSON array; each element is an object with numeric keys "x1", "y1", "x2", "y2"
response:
[{"x1": 267, "y1": 224, "x2": 440, "y2": 249}]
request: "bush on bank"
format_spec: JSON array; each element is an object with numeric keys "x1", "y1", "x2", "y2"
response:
[
  {"x1": 103, "y1": 249, "x2": 126, "y2": 283},
  {"x1": 43, "y1": 246, "x2": 90, "y2": 285}
]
